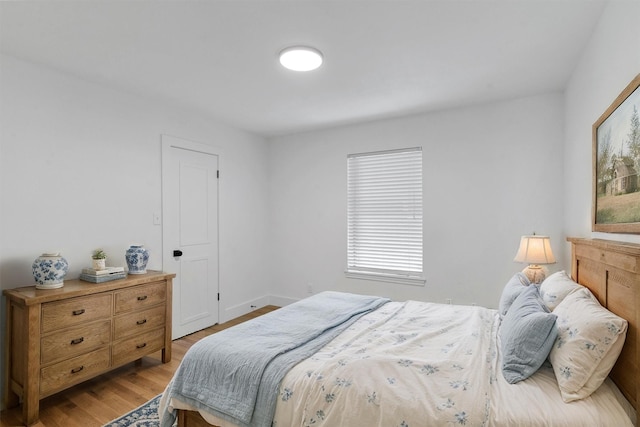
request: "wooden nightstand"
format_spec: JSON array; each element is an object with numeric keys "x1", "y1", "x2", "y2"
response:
[{"x1": 3, "y1": 271, "x2": 175, "y2": 426}]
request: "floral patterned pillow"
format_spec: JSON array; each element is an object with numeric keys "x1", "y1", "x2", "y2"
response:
[
  {"x1": 539, "y1": 270, "x2": 583, "y2": 311},
  {"x1": 549, "y1": 288, "x2": 627, "y2": 402}
]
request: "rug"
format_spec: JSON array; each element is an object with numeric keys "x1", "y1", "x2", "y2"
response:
[{"x1": 103, "y1": 394, "x2": 161, "y2": 427}]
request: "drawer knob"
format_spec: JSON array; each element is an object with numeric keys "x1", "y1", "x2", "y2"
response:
[
  {"x1": 71, "y1": 366, "x2": 84, "y2": 374},
  {"x1": 136, "y1": 343, "x2": 147, "y2": 349},
  {"x1": 72, "y1": 309, "x2": 86, "y2": 316},
  {"x1": 70, "y1": 337, "x2": 84, "y2": 345},
  {"x1": 136, "y1": 319, "x2": 147, "y2": 325},
  {"x1": 137, "y1": 295, "x2": 148, "y2": 301}
]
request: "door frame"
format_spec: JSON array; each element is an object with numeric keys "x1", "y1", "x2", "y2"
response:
[{"x1": 161, "y1": 134, "x2": 221, "y2": 334}]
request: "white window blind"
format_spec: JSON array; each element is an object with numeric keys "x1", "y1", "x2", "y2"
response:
[{"x1": 347, "y1": 147, "x2": 424, "y2": 284}]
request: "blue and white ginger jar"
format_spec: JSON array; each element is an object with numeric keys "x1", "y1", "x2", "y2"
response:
[
  {"x1": 32, "y1": 252, "x2": 68, "y2": 289},
  {"x1": 126, "y1": 245, "x2": 149, "y2": 274}
]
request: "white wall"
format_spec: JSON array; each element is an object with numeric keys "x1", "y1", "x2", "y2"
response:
[
  {"x1": 0, "y1": 54, "x2": 271, "y2": 321},
  {"x1": 0, "y1": 54, "x2": 272, "y2": 410},
  {"x1": 564, "y1": 0, "x2": 640, "y2": 251},
  {"x1": 268, "y1": 93, "x2": 565, "y2": 308}
]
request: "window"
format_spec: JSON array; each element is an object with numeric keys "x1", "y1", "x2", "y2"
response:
[{"x1": 346, "y1": 147, "x2": 424, "y2": 285}]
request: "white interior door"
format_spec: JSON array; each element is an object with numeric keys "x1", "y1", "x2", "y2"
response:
[{"x1": 162, "y1": 135, "x2": 219, "y2": 339}]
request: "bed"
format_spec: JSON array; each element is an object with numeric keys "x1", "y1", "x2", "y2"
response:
[{"x1": 159, "y1": 237, "x2": 639, "y2": 427}]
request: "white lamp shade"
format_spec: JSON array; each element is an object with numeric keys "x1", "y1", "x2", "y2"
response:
[{"x1": 513, "y1": 235, "x2": 556, "y2": 265}]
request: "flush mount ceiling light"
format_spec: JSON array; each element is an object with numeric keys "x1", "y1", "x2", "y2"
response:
[{"x1": 279, "y1": 46, "x2": 323, "y2": 71}]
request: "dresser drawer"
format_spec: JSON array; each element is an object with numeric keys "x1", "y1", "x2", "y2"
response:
[
  {"x1": 40, "y1": 347, "x2": 110, "y2": 396},
  {"x1": 41, "y1": 294, "x2": 112, "y2": 333},
  {"x1": 114, "y1": 282, "x2": 166, "y2": 314},
  {"x1": 41, "y1": 320, "x2": 111, "y2": 365},
  {"x1": 114, "y1": 305, "x2": 166, "y2": 340},
  {"x1": 112, "y1": 327, "x2": 165, "y2": 366}
]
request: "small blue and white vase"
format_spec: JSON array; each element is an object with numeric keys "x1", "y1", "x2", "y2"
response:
[
  {"x1": 125, "y1": 245, "x2": 149, "y2": 275},
  {"x1": 32, "y1": 252, "x2": 68, "y2": 289}
]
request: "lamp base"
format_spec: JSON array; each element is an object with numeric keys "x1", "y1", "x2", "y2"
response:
[{"x1": 522, "y1": 265, "x2": 548, "y2": 284}]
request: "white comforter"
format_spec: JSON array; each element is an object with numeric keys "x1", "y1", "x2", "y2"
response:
[
  {"x1": 272, "y1": 301, "x2": 635, "y2": 427},
  {"x1": 165, "y1": 299, "x2": 636, "y2": 427},
  {"x1": 273, "y1": 301, "x2": 496, "y2": 426}
]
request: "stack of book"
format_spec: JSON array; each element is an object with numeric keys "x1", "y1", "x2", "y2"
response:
[{"x1": 80, "y1": 266, "x2": 126, "y2": 283}]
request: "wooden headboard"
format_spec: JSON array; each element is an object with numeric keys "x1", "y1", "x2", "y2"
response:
[{"x1": 567, "y1": 237, "x2": 640, "y2": 413}]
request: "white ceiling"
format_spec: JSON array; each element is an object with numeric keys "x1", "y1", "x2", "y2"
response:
[{"x1": 0, "y1": 0, "x2": 607, "y2": 137}]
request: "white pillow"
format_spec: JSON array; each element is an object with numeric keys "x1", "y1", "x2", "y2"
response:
[
  {"x1": 539, "y1": 270, "x2": 583, "y2": 311},
  {"x1": 549, "y1": 287, "x2": 628, "y2": 402}
]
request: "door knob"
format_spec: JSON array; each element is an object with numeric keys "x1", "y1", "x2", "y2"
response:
[{"x1": 173, "y1": 250, "x2": 183, "y2": 257}]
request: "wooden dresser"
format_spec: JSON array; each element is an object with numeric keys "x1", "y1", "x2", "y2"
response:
[{"x1": 3, "y1": 271, "x2": 175, "y2": 426}]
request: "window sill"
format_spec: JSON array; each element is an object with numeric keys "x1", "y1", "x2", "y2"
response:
[{"x1": 345, "y1": 271, "x2": 426, "y2": 286}]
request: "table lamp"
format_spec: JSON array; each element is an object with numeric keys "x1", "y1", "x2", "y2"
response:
[{"x1": 513, "y1": 234, "x2": 556, "y2": 284}]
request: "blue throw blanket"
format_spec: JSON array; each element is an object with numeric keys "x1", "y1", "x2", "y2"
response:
[{"x1": 160, "y1": 291, "x2": 389, "y2": 427}]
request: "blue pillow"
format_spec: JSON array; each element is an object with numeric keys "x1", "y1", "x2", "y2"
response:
[
  {"x1": 498, "y1": 272, "x2": 530, "y2": 317},
  {"x1": 500, "y1": 284, "x2": 558, "y2": 384}
]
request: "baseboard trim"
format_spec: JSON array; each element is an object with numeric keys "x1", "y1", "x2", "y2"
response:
[
  {"x1": 268, "y1": 294, "x2": 298, "y2": 307},
  {"x1": 223, "y1": 295, "x2": 269, "y2": 323},
  {"x1": 222, "y1": 294, "x2": 299, "y2": 323}
]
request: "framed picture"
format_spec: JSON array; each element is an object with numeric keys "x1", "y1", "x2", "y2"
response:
[{"x1": 592, "y1": 73, "x2": 640, "y2": 234}]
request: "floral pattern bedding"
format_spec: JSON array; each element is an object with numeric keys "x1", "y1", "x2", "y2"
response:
[
  {"x1": 272, "y1": 301, "x2": 498, "y2": 427},
  {"x1": 164, "y1": 298, "x2": 635, "y2": 427}
]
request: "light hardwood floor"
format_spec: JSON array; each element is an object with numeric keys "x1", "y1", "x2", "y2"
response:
[{"x1": 1, "y1": 305, "x2": 279, "y2": 427}]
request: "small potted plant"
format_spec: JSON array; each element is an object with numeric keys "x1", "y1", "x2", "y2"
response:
[{"x1": 91, "y1": 249, "x2": 107, "y2": 271}]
